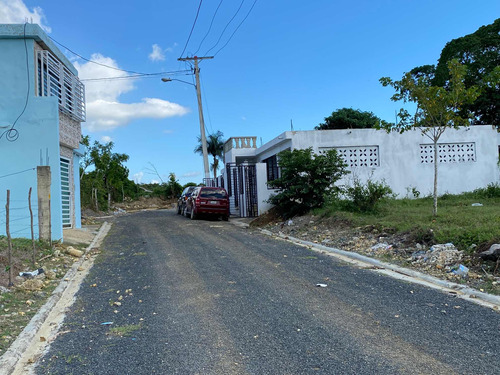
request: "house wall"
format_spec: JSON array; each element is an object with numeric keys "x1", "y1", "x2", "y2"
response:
[
  {"x1": 225, "y1": 126, "x2": 499, "y2": 215},
  {"x1": 0, "y1": 34, "x2": 64, "y2": 240}
]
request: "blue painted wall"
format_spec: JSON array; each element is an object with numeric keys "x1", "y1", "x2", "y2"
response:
[{"x1": 0, "y1": 34, "x2": 64, "y2": 240}]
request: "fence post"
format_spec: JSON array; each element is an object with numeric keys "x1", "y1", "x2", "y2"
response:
[
  {"x1": 6, "y1": 190, "x2": 13, "y2": 287},
  {"x1": 37, "y1": 166, "x2": 51, "y2": 242},
  {"x1": 29, "y1": 187, "x2": 35, "y2": 267}
]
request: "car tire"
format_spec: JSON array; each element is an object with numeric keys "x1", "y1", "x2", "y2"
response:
[
  {"x1": 177, "y1": 205, "x2": 181, "y2": 214},
  {"x1": 222, "y1": 215, "x2": 229, "y2": 221},
  {"x1": 190, "y1": 208, "x2": 197, "y2": 220}
]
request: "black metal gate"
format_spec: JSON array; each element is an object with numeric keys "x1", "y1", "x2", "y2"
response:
[{"x1": 226, "y1": 163, "x2": 258, "y2": 217}]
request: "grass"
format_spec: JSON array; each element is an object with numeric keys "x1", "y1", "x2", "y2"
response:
[
  {"x1": 316, "y1": 187, "x2": 500, "y2": 252},
  {"x1": 108, "y1": 323, "x2": 142, "y2": 337}
]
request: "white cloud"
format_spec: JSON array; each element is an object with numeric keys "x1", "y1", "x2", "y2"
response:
[
  {"x1": 151, "y1": 180, "x2": 160, "y2": 185},
  {"x1": 74, "y1": 54, "x2": 189, "y2": 132},
  {"x1": 100, "y1": 135, "x2": 113, "y2": 143},
  {"x1": 133, "y1": 172, "x2": 144, "y2": 183},
  {"x1": 0, "y1": 0, "x2": 51, "y2": 32},
  {"x1": 149, "y1": 44, "x2": 165, "y2": 62},
  {"x1": 181, "y1": 171, "x2": 201, "y2": 178}
]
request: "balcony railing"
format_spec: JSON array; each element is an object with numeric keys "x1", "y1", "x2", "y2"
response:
[
  {"x1": 224, "y1": 137, "x2": 257, "y2": 153},
  {"x1": 36, "y1": 50, "x2": 86, "y2": 122}
]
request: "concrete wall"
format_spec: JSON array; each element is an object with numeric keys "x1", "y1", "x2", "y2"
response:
[
  {"x1": 0, "y1": 32, "x2": 64, "y2": 240},
  {"x1": 225, "y1": 126, "x2": 500, "y2": 215}
]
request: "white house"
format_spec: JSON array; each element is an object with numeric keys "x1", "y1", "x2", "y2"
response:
[{"x1": 220, "y1": 126, "x2": 500, "y2": 217}]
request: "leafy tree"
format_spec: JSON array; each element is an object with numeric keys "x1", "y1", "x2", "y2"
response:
[
  {"x1": 379, "y1": 59, "x2": 481, "y2": 216},
  {"x1": 315, "y1": 108, "x2": 391, "y2": 130},
  {"x1": 268, "y1": 148, "x2": 349, "y2": 218},
  {"x1": 80, "y1": 138, "x2": 132, "y2": 210},
  {"x1": 183, "y1": 182, "x2": 198, "y2": 189},
  {"x1": 414, "y1": 18, "x2": 500, "y2": 126},
  {"x1": 194, "y1": 131, "x2": 225, "y2": 180},
  {"x1": 166, "y1": 173, "x2": 183, "y2": 198}
]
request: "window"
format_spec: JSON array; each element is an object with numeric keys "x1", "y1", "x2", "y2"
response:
[{"x1": 263, "y1": 155, "x2": 279, "y2": 183}]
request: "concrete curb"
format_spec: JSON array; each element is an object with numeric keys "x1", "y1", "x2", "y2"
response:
[
  {"x1": 0, "y1": 222, "x2": 111, "y2": 375},
  {"x1": 258, "y1": 229, "x2": 500, "y2": 310}
]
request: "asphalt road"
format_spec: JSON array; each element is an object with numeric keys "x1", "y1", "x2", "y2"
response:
[{"x1": 36, "y1": 210, "x2": 500, "y2": 374}]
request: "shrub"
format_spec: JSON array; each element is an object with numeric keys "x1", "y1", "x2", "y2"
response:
[
  {"x1": 343, "y1": 179, "x2": 393, "y2": 213},
  {"x1": 268, "y1": 148, "x2": 349, "y2": 218}
]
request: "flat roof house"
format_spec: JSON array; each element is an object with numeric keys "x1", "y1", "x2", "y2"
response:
[
  {"x1": 222, "y1": 126, "x2": 500, "y2": 217},
  {"x1": 0, "y1": 23, "x2": 85, "y2": 240}
]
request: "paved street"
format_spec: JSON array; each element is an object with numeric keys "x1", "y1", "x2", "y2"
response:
[{"x1": 36, "y1": 210, "x2": 500, "y2": 374}]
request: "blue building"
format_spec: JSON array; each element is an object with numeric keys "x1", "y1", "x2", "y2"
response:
[{"x1": 0, "y1": 23, "x2": 85, "y2": 241}]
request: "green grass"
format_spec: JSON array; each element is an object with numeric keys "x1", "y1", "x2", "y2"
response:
[
  {"x1": 108, "y1": 323, "x2": 142, "y2": 337},
  {"x1": 316, "y1": 188, "x2": 500, "y2": 252}
]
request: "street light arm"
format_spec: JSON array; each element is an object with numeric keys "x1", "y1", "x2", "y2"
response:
[{"x1": 161, "y1": 77, "x2": 196, "y2": 87}]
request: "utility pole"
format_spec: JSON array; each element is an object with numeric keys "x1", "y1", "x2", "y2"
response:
[{"x1": 178, "y1": 56, "x2": 213, "y2": 181}]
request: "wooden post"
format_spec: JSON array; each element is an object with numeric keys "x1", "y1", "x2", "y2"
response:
[
  {"x1": 29, "y1": 187, "x2": 35, "y2": 267},
  {"x1": 6, "y1": 190, "x2": 13, "y2": 287}
]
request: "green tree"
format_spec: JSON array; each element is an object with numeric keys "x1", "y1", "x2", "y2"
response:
[
  {"x1": 414, "y1": 18, "x2": 500, "y2": 126},
  {"x1": 379, "y1": 59, "x2": 481, "y2": 216},
  {"x1": 194, "y1": 131, "x2": 225, "y2": 180},
  {"x1": 166, "y1": 173, "x2": 183, "y2": 198},
  {"x1": 315, "y1": 108, "x2": 391, "y2": 130},
  {"x1": 81, "y1": 139, "x2": 131, "y2": 210},
  {"x1": 268, "y1": 148, "x2": 349, "y2": 218}
]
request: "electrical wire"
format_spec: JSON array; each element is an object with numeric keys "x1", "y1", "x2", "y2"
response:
[
  {"x1": 81, "y1": 70, "x2": 193, "y2": 82},
  {"x1": 49, "y1": 36, "x2": 148, "y2": 75},
  {"x1": 1, "y1": 23, "x2": 30, "y2": 142},
  {"x1": 193, "y1": 0, "x2": 224, "y2": 56},
  {"x1": 214, "y1": 0, "x2": 258, "y2": 57},
  {"x1": 0, "y1": 168, "x2": 36, "y2": 180},
  {"x1": 205, "y1": 0, "x2": 245, "y2": 56},
  {"x1": 179, "y1": 0, "x2": 204, "y2": 58}
]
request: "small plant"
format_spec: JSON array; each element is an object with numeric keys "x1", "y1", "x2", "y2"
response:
[{"x1": 343, "y1": 179, "x2": 393, "y2": 213}]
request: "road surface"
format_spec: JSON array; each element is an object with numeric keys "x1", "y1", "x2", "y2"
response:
[{"x1": 36, "y1": 210, "x2": 500, "y2": 374}]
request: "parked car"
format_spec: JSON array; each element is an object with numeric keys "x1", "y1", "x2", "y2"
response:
[
  {"x1": 185, "y1": 186, "x2": 230, "y2": 221},
  {"x1": 177, "y1": 186, "x2": 196, "y2": 215}
]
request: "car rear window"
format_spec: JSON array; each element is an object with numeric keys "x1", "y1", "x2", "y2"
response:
[{"x1": 200, "y1": 189, "x2": 227, "y2": 199}]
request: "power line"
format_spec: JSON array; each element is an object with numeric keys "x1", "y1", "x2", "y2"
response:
[
  {"x1": 205, "y1": 0, "x2": 245, "y2": 56},
  {"x1": 179, "y1": 0, "x2": 204, "y2": 58},
  {"x1": 0, "y1": 168, "x2": 36, "y2": 180},
  {"x1": 194, "y1": 0, "x2": 224, "y2": 56},
  {"x1": 49, "y1": 36, "x2": 147, "y2": 75},
  {"x1": 81, "y1": 70, "x2": 192, "y2": 82},
  {"x1": 214, "y1": 0, "x2": 258, "y2": 57}
]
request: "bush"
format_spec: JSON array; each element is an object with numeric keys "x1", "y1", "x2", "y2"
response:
[
  {"x1": 343, "y1": 179, "x2": 392, "y2": 213},
  {"x1": 268, "y1": 148, "x2": 349, "y2": 218}
]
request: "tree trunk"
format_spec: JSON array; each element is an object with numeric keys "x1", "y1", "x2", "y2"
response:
[
  {"x1": 433, "y1": 139, "x2": 438, "y2": 216},
  {"x1": 108, "y1": 192, "x2": 111, "y2": 211},
  {"x1": 213, "y1": 157, "x2": 218, "y2": 182}
]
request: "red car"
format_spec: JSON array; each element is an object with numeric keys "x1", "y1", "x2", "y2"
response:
[{"x1": 185, "y1": 186, "x2": 230, "y2": 221}]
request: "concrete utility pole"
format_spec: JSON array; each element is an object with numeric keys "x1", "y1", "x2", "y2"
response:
[{"x1": 178, "y1": 56, "x2": 213, "y2": 181}]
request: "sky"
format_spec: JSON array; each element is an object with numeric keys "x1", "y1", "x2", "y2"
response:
[{"x1": 1, "y1": 0, "x2": 499, "y2": 185}]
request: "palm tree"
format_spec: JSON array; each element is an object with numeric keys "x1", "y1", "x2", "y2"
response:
[{"x1": 194, "y1": 130, "x2": 225, "y2": 181}]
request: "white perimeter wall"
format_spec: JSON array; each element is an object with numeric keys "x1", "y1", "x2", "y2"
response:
[{"x1": 226, "y1": 125, "x2": 500, "y2": 215}]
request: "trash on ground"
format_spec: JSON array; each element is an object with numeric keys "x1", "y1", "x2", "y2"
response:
[
  {"x1": 101, "y1": 322, "x2": 113, "y2": 325},
  {"x1": 471, "y1": 203, "x2": 483, "y2": 207},
  {"x1": 316, "y1": 283, "x2": 328, "y2": 288},
  {"x1": 411, "y1": 243, "x2": 463, "y2": 267},
  {"x1": 452, "y1": 264, "x2": 469, "y2": 278},
  {"x1": 66, "y1": 246, "x2": 83, "y2": 257},
  {"x1": 477, "y1": 244, "x2": 500, "y2": 261},
  {"x1": 19, "y1": 268, "x2": 44, "y2": 278}
]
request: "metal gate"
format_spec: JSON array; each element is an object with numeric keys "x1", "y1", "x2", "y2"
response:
[
  {"x1": 226, "y1": 163, "x2": 258, "y2": 217},
  {"x1": 60, "y1": 157, "x2": 72, "y2": 228}
]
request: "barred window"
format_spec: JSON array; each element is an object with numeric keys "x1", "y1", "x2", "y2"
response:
[{"x1": 263, "y1": 155, "x2": 279, "y2": 183}]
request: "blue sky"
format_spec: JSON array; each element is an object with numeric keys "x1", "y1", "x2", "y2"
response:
[{"x1": 1, "y1": 0, "x2": 499, "y2": 184}]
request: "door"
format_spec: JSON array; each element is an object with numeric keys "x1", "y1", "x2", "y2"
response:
[{"x1": 60, "y1": 157, "x2": 72, "y2": 228}]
